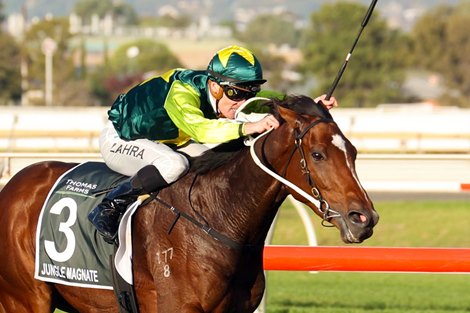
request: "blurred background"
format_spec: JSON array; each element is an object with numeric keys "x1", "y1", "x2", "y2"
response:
[{"x1": 1, "y1": 0, "x2": 469, "y2": 108}]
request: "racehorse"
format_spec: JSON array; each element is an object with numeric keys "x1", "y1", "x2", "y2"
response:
[{"x1": 0, "y1": 95, "x2": 378, "y2": 313}]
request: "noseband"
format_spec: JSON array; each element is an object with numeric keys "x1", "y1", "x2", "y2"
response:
[{"x1": 250, "y1": 117, "x2": 341, "y2": 227}]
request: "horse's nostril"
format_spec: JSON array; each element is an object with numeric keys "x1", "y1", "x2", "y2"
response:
[{"x1": 348, "y1": 211, "x2": 369, "y2": 226}]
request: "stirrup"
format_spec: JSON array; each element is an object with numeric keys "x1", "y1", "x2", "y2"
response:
[
  {"x1": 103, "y1": 232, "x2": 119, "y2": 245},
  {"x1": 89, "y1": 202, "x2": 124, "y2": 244},
  {"x1": 92, "y1": 214, "x2": 121, "y2": 244},
  {"x1": 94, "y1": 226, "x2": 118, "y2": 244}
]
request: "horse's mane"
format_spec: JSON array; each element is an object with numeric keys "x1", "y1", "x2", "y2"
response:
[
  {"x1": 189, "y1": 95, "x2": 333, "y2": 174},
  {"x1": 188, "y1": 138, "x2": 245, "y2": 175},
  {"x1": 271, "y1": 94, "x2": 333, "y2": 120}
]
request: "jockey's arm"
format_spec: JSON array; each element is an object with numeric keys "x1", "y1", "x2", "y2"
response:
[{"x1": 164, "y1": 82, "x2": 242, "y2": 144}]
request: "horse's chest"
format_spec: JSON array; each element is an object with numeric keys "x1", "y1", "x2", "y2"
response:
[{"x1": 142, "y1": 246, "x2": 262, "y2": 312}]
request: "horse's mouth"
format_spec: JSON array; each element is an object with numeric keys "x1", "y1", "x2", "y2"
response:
[
  {"x1": 331, "y1": 214, "x2": 377, "y2": 244},
  {"x1": 342, "y1": 226, "x2": 374, "y2": 244}
]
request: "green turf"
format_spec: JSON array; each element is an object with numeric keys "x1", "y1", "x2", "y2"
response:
[{"x1": 266, "y1": 271, "x2": 470, "y2": 313}]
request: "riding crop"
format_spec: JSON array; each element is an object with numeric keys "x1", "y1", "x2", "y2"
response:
[{"x1": 325, "y1": 0, "x2": 378, "y2": 100}]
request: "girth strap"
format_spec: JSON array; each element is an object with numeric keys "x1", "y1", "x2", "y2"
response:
[{"x1": 152, "y1": 196, "x2": 244, "y2": 250}]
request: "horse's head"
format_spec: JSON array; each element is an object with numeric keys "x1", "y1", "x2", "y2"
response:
[{"x1": 262, "y1": 96, "x2": 379, "y2": 243}]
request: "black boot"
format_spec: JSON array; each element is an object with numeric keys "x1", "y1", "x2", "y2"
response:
[
  {"x1": 88, "y1": 165, "x2": 168, "y2": 243},
  {"x1": 88, "y1": 179, "x2": 142, "y2": 243}
]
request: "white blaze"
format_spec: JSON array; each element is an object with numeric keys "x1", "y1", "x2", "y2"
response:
[
  {"x1": 332, "y1": 134, "x2": 347, "y2": 154},
  {"x1": 331, "y1": 134, "x2": 368, "y2": 198}
]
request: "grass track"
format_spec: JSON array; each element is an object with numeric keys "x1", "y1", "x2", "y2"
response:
[{"x1": 266, "y1": 271, "x2": 470, "y2": 313}]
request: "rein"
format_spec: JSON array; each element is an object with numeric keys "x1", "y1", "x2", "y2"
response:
[
  {"x1": 149, "y1": 194, "x2": 245, "y2": 250},
  {"x1": 250, "y1": 118, "x2": 341, "y2": 227}
]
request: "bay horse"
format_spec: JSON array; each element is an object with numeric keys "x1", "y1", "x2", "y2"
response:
[{"x1": 0, "y1": 95, "x2": 378, "y2": 313}]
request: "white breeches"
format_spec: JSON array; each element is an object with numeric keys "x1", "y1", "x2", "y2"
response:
[{"x1": 99, "y1": 123, "x2": 210, "y2": 183}]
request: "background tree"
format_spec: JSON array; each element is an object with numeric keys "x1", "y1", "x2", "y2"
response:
[
  {"x1": 233, "y1": 14, "x2": 299, "y2": 92},
  {"x1": 23, "y1": 17, "x2": 94, "y2": 106},
  {"x1": 109, "y1": 40, "x2": 181, "y2": 76},
  {"x1": 249, "y1": 47, "x2": 290, "y2": 92},
  {"x1": 0, "y1": 0, "x2": 4, "y2": 24},
  {"x1": 140, "y1": 14, "x2": 192, "y2": 29},
  {"x1": 235, "y1": 13, "x2": 301, "y2": 47},
  {"x1": 410, "y1": 2, "x2": 470, "y2": 107},
  {"x1": 0, "y1": 32, "x2": 21, "y2": 105},
  {"x1": 300, "y1": 2, "x2": 411, "y2": 107},
  {"x1": 0, "y1": 0, "x2": 21, "y2": 105},
  {"x1": 89, "y1": 39, "x2": 182, "y2": 105},
  {"x1": 112, "y1": 2, "x2": 139, "y2": 25},
  {"x1": 74, "y1": 0, "x2": 138, "y2": 25}
]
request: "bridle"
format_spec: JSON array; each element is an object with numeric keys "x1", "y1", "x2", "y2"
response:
[{"x1": 250, "y1": 117, "x2": 341, "y2": 227}]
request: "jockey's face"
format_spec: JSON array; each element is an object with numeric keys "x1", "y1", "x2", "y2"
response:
[
  {"x1": 209, "y1": 80, "x2": 259, "y2": 119},
  {"x1": 217, "y1": 93, "x2": 247, "y2": 119}
]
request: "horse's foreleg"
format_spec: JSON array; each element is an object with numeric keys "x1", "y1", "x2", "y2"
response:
[{"x1": 248, "y1": 270, "x2": 266, "y2": 312}]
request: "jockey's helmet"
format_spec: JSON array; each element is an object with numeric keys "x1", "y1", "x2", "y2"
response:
[{"x1": 207, "y1": 45, "x2": 266, "y2": 86}]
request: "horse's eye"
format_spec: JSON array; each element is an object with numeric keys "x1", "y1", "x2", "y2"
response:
[{"x1": 311, "y1": 152, "x2": 324, "y2": 161}]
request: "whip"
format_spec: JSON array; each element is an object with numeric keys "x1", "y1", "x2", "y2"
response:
[{"x1": 325, "y1": 0, "x2": 378, "y2": 100}]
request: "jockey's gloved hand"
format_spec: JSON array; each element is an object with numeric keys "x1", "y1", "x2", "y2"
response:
[{"x1": 315, "y1": 94, "x2": 338, "y2": 110}]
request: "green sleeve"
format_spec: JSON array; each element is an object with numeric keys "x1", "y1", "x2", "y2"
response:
[{"x1": 164, "y1": 81, "x2": 242, "y2": 143}]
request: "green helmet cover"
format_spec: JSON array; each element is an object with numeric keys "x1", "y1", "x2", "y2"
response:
[{"x1": 207, "y1": 45, "x2": 266, "y2": 85}]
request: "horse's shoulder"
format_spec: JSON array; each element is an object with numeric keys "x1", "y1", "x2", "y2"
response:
[{"x1": 30, "y1": 161, "x2": 78, "y2": 176}]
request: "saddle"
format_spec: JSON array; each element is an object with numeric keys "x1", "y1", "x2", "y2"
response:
[{"x1": 34, "y1": 161, "x2": 140, "y2": 312}]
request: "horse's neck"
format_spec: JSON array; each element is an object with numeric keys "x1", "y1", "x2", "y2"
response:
[{"x1": 191, "y1": 149, "x2": 287, "y2": 246}]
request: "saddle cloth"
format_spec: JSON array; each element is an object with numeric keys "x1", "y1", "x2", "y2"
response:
[{"x1": 34, "y1": 161, "x2": 138, "y2": 289}]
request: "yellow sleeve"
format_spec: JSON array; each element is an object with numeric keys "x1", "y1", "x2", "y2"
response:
[{"x1": 164, "y1": 81, "x2": 242, "y2": 143}]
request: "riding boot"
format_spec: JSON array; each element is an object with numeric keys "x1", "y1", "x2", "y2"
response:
[{"x1": 88, "y1": 165, "x2": 168, "y2": 243}]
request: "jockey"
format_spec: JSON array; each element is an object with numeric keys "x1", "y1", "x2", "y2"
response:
[{"x1": 88, "y1": 45, "x2": 337, "y2": 243}]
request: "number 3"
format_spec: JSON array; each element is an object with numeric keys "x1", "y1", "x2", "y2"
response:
[{"x1": 44, "y1": 197, "x2": 77, "y2": 262}]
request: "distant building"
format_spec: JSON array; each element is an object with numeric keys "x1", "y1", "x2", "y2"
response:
[{"x1": 6, "y1": 13, "x2": 26, "y2": 39}]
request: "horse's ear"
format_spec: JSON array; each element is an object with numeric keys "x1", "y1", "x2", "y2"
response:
[{"x1": 276, "y1": 105, "x2": 301, "y2": 128}]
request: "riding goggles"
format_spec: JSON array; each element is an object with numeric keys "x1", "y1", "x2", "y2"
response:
[{"x1": 220, "y1": 83, "x2": 261, "y2": 101}]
